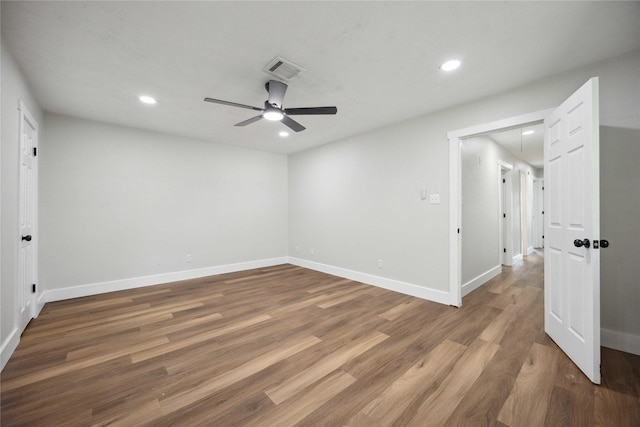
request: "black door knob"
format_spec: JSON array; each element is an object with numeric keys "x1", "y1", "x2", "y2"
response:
[
  {"x1": 600, "y1": 239, "x2": 609, "y2": 248},
  {"x1": 574, "y1": 238, "x2": 590, "y2": 248},
  {"x1": 21, "y1": 235, "x2": 32, "y2": 242}
]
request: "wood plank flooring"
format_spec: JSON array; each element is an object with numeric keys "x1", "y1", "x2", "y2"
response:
[{"x1": 2, "y1": 253, "x2": 640, "y2": 426}]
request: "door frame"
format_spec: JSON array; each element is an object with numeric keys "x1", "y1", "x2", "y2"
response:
[
  {"x1": 498, "y1": 161, "x2": 514, "y2": 267},
  {"x1": 532, "y1": 178, "x2": 544, "y2": 248},
  {"x1": 520, "y1": 170, "x2": 528, "y2": 257},
  {"x1": 447, "y1": 109, "x2": 552, "y2": 306}
]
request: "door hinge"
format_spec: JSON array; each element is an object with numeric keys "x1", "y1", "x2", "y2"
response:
[
  {"x1": 32, "y1": 283, "x2": 36, "y2": 293},
  {"x1": 503, "y1": 213, "x2": 506, "y2": 218},
  {"x1": 502, "y1": 179, "x2": 506, "y2": 183},
  {"x1": 503, "y1": 248, "x2": 506, "y2": 253},
  {"x1": 542, "y1": 211, "x2": 544, "y2": 214},
  {"x1": 457, "y1": 228, "x2": 460, "y2": 234},
  {"x1": 33, "y1": 147, "x2": 37, "y2": 157},
  {"x1": 542, "y1": 186, "x2": 544, "y2": 190}
]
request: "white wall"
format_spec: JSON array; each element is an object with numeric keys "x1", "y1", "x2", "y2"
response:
[
  {"x1": 40, "y1": 114, "x2": 288, "y2": 296},
  {"x1": 600, "y1": 126, "x2": 640, "y2": 353},
  {"x1": 461, "y1": 135, "x2": 538, "y2": 286},
  {"x1": 288, "y1": 49, "x2": 640, "y2": 350},
  {"x1": 2, "y1": 44, "x2": 638, "y2": 371},
  {"x1": 1, "y1": 41, "x2": 44, "y2": 368},
  {"x1": 288, "y1": 117, "x2": 450, "y2": 294}
]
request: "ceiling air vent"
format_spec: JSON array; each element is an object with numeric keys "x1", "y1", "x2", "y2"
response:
[{"x1": 263, "y1": 57, "x2": 306, "y2": 81}]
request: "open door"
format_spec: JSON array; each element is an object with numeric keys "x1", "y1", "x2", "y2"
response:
[
  {"x1": 17, "y1": 101, "x2": 39, "y2": 333},
  {"x1": 544, "y1": 78, "x2": 600, "y2": 383}
]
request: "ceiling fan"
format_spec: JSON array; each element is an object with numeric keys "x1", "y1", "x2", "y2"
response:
[{"x1": 204, "y1": 80, "x2": 337, "y2": 132}]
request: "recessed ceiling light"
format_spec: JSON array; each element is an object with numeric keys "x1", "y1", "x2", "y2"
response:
[
  {"x1": 279, "y1": 131, "x2": 289, "y2": 137},
  {"x1": 522, "y1": 130, "x2": 535, "y2": 136},
  {"x1": 440, "y1": 59, "x2": 461, "y2": 71},
  {"x1": 139, "y1": 95, "x2": 157, "y2": 105}
]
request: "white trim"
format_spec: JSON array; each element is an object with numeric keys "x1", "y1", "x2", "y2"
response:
[
  {"x1": 36, "y1": 293, "x2": 47, "y2": 314},
  {"x1": 498, "y1": 161, "x2": 514, "y2": 267},
  {"x1": 532, "y1": 178, "x2": 545, "y2": 249},
  {"x1": 40, "y1": 255, "x2": 451, "y2": 309},
  {"x1": 602, "y1": 328, "x2": 640, "y2": 356},
  {"x1": 512, "y1": 253, "x2": 523, "y2": 264},
  {"x1": 447, "y1": 109, "x2": 554, "y2": 141},
  {"x1": 289, "y1": 257, "x2": 451, "y2": 306},
  {"x1": 40, "y1": 257, "x2": 288, "y2": 303},
  {"x1": 462, "y1": 265, "x2": 501, "y2": 297},
  {"x1": 527, "y1": 246, "x2": 535, "y2": 255},
  {"x1": 0, "y1": 328, "x2": 21, "y2": 372},
  {"x1": 447, "y1": 108, "x2": 553, "y2": 307},
  {"x1": 519, "y1": 170, "x2": 527, "y2": 257},
  {"x1": 449, "y1": 137, "x2": 462, "y2": 306}
]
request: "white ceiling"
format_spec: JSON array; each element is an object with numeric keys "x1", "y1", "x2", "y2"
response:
[
  {"x1": 2, "y1": 1, "x2": 639, "y2": 155},
  {"x1": 488, "y1": 123, "x2": 545, "y2": 169}
]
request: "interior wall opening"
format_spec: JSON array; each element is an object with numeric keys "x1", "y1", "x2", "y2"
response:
[{"x1": 460, "y1": 121, "x2": 544, "y2": 300}]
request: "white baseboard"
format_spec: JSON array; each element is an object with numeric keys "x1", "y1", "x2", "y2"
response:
[
  {"x1": 41, "y1": 257, "x2": 288, "y2": 304},
  {"x1": 512, "y1": 253, "x2": 523, "y2": 264},
  {"x1": 527, "y1": 246, "x2": 535, "y2": 255},
  {"x1": 462, "y1": 265, "x2": 501, "y2": 297},
  {"x1": 288, "y1": 257, "x2": 451, "y2": 305},
  {"x1": 602, "y1": 328, "x2": 640, "y2": 356},
  {"x1": 0, "y1": 328, "x2": 20, "y2": 372},
  {"x1": 35, "y1": 294, "x2": 46, "y2": 318}
]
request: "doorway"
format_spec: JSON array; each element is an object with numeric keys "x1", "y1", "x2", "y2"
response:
[
  {"x1": 499, "y1": 162, "x2": 514, "y2": 266},
  {"x1": 532, "y1": 178, "x2": 544, "y2": 248},
  {"x1": 449, "y1": 78, "x2": 602, "y2": 384},
  {"x1": 17, "y1": 100, "x2": 39, "y2": 333},
  {"x1": 520, "y1": 170, "x2": 528, "y2": 257},
  {"x1": 459, "y1": 129, "x2": 539, "y2": 298},
  {"x1": 447, "y1": 109, "x2": 551, "y2": 306}
]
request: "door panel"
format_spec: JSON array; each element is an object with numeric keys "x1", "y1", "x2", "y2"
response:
[
  {"x1": 544, "y1": 78, "x2": 600, "y2": 384},
  {"x1": 17, "y1": 102, "x2": 38, "y2": 332}
]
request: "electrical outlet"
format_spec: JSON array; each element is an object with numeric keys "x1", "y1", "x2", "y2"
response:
[
  {"x1": 186, "y1": 254, "x2": 192, "y2": 263},
  {"x1": 310, "y1": 248, "x2": 315, "y2": 256},
  {"x1": 296, "y1": 245, "x2": 300, "y2": 253},
  {"x1": 377, "y1": 259, "x2": 383, "y2": 269},
  {"x1": 429, "y1": 193, "x2": 440, "y2": 204}
]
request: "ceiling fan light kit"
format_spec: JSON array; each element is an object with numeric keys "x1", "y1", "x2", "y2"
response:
[
  {"x1": 204, "y1": 80, "x2": 337, "y2": 133},
  {"x1": 262, "y1": 107, "x2": 284, "y2": 121}
]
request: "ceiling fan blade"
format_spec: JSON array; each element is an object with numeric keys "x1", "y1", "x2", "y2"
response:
[
  {"x1": 234, "y1": 115, "x2": 263, "y2": 127},
  {"x1": 266, "y1": 80, "x2": 288, "y2": 108},
  {"x1": 204, "y1": 98, "x2": 263, "y2": 112},
  {"x1": 281, "y1": 115, "x2": 306, "y2": 132},
  {"x1": 284, "y1": 106, "x2": 337, "y2": 115}
]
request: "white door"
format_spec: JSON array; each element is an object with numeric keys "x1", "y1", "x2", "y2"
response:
[
  {"x1": 499, "y1": 164, "x2": 513, "y2": 266},
  {"x1": 544, "y1": 78, "x2": 600, "y2": 383},
  {"x1": 520, "y1": 171, "x2": 527, "y2": 256},
  {"x1": 501, "y1": 174, "x2": 508, "y2": 265},
  {"x1": 17, "y1": 101, "x2": 38, "y2": 332},
  {"x1": 533, "y1": 179, "x2": 544, "y2": 248}
]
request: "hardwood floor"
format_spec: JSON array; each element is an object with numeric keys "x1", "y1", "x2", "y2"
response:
[{"x1": 2, "y1": 254, "x2": 639, "y2": 426}]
